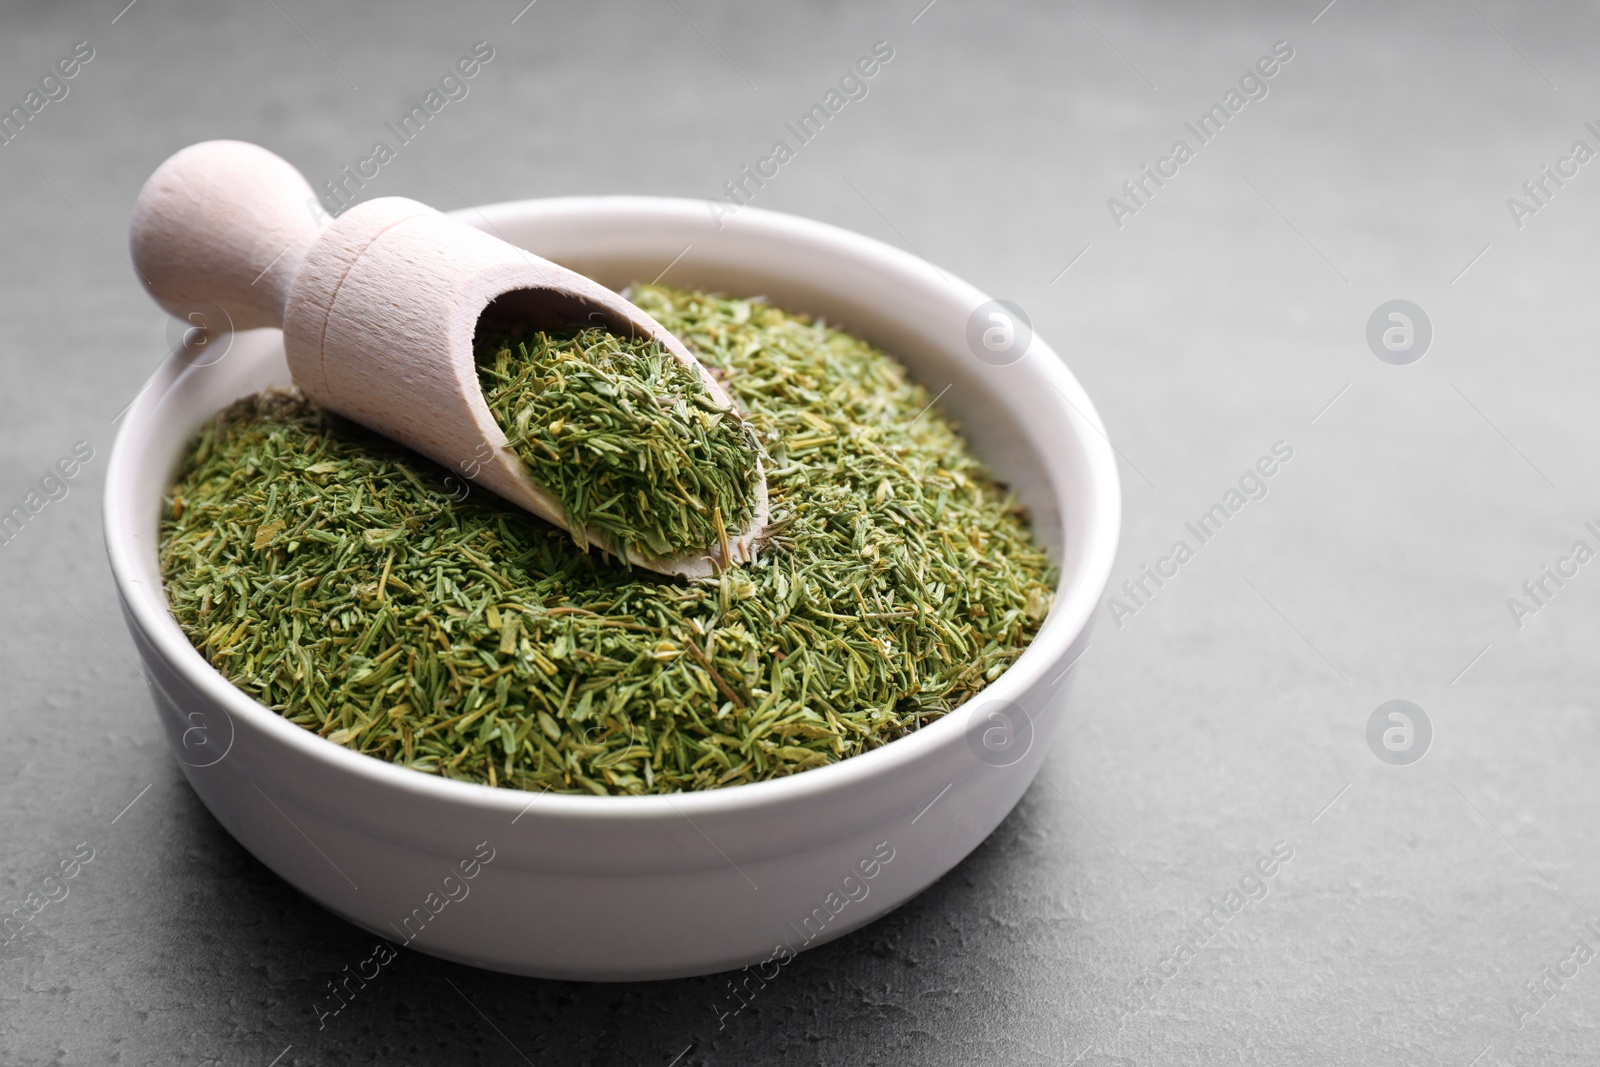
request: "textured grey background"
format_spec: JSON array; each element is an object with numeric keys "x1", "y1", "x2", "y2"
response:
[{"x1": 3, "y1": 0, "x2": 1599, "y2": 1063}]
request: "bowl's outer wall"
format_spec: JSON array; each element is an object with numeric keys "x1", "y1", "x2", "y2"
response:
[
  {"x1": 106, "y1": 198, "x2": 1120, "y2": 980},
  {"x1": 133, "y1": 587, "x2": 1089, "y2": 980}
]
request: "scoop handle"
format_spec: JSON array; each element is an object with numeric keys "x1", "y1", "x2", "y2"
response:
[{"x1": 130, "y1": 140, "x2": 323, "y2": 332}]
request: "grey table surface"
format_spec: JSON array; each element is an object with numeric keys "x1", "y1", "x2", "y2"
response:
[{"x1": 3, "y1": 0, "x2": 1598, "y2": 1063}]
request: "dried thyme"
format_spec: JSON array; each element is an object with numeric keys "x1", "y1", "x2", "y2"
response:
[
  {"x1": 158, "y1": 285, "x2": 1056, "y2": 795},
  {"x1": 476, "y1": 326, "x2": 762, "y2": 561}
]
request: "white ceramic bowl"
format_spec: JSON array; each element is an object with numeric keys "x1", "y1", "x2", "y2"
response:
[{"x1": 104, "y1": 197, "x2": 1120, "y2": 980}]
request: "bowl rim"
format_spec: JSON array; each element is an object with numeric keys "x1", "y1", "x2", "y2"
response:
[{"x1": 104, "y1": 194, "x2": 1121, "y2": 822}]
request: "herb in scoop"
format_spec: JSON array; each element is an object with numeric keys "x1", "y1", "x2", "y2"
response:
[
  {"x1": 158, "y1": 286, "x2": 1055, "y2": 795},
  {"x1": 476, "y1": 326, "x2": 762, "y2": 562}
]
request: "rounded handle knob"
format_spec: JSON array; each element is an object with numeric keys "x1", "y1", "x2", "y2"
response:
[{"x1": 129, "y1": 140, "x2": 322, "y2": 332}]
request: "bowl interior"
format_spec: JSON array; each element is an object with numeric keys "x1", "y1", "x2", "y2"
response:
[{"x1": 106, "y1": 196, "x2": 1120, "y2": 815}]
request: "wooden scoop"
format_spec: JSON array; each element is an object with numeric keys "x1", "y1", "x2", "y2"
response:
[{"x1": 128, "y1": 139, "x2": 767, "y2": 578}]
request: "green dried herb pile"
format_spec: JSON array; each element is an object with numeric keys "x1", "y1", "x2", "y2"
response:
[
  {"x1": 477, "y1": 326, "x2": 761, "y2": 562},
  {"x1": 158, "y1": 285, "x2": 1055, "y2": 795}
]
